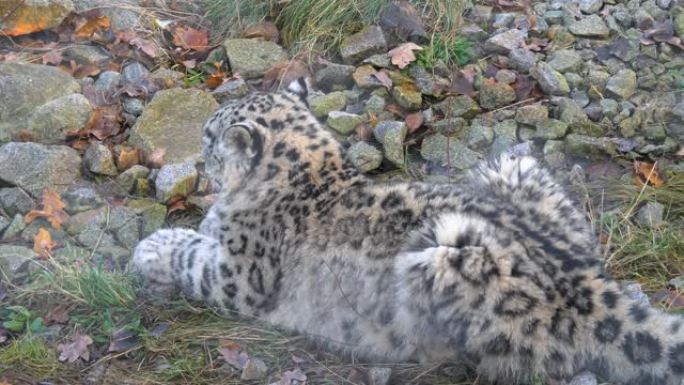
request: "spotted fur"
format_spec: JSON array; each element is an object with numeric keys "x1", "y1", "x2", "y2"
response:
[{"x1": 130, "y1": 80, "x2": 684, "y2": 384}]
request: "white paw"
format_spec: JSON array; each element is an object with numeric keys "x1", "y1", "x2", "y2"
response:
[{"x1": 129, "y1": 229, "x2": 186, "y2": 296}]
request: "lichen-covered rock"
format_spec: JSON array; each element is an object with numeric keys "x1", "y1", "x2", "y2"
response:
[
  {"x1": 391, "y1": 83, "x2": 422, "y2": 110},
  {"x1": 126, "y1": 199, "x2": 167, "y2": 237},
  {"x1": 223, "y1": 39, "x2": 288, "y2": 79},
  {"x1": 327, "y1": 111, "x2": 363, "y2": 135},
  {"x1": 0, "y1": 142, "x2": 81, "y2": 196},
  {"x1": 62, "y1": 186, "x2": 105, "y2": 214},
  {"x1": 0, "y1": 188, "x2": 33, "y2": 217},
  {"x1": 606, "y1": 69, "x2": 637, "y2": 100},
  {"x1": 434, "y1": 95, "x2": 481, "y2": 119},
  {"x1": 0, "y1": 0, "x2": 73, "y2": 36},
  {"x1": 26, "y1": 93, "x2": 92, "y2": 142},
  {"x1": 212, "y1": 78, "x2": 249, "y2": 103},
  {"x1": 420, "y1": 134, "x2": 481, "y2": 170},
  {"x1": 535, "y1": 119, "x2": 569, "y2": 139},
  {"x1": 0, "y1": 245, "x2": 36, "y2": 283},
  {"x1": 353, "y1": 65, "x2": 386, "y2": 89},
  {"x1": 113, "y1": 165, "x2": 150, "y2": 194},
  {"x1": 484, "y1": 29, "x2": 527, "y2": 54},
  {"x1": 569, "y1": 15, "x2": 610, "y2": 37},
  {"x1": 531, "y1": 62, "x2": 570, "y2": 96},
  {"x1": 479, "y1": 81, "x2": 516, "y2": 109},
  {"x1": 84, "y1": 143, "x2": 118, "y2": 176},
  {"x1": 315, "y1": 63, "x2": 355, "y2": 91},
  {"x1": 128, "y1": 88, "x2": 218, "y2": 164},
  {"x1": 64, "y1": 44, "x2": 112, "y2": 67},
  {"x1": 564, "y1": 134, "x2": 617, "y2": 158},
  {"x1": 0, "y1": 63, "x2": 81, "y2": 141},
  {"x1": 154, "y1": 162, "x2": 198, "y2": 203},
  {"x1": 373, "y1": 121, "x2": 407, "y2": 167},
  {"x1": 347, "y1": 141, "x2": 383, "y2": 172},
  {"x1": 339, "y1": 26, "x2": 387, "y2": 64},
  {"x1": 309, "y1": 92, "x2": 347, "y2": 118},
  {"x1": 515, "y1": 104, "x2": 548, "y2": 126},
  {"x1": 548, "y1": 49, "x2": 583, "y2": 73}
]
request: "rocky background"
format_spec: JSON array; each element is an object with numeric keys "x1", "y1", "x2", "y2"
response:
[{"x1": 0, "y1": 0, "x2": 683, "y2": 384}]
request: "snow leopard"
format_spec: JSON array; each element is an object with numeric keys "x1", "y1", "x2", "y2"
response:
[{"x1": 130, "y1": 79, "x2": 684, "y2": 385}]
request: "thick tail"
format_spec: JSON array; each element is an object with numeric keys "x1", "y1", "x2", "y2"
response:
[{"x1": 396, "y1": 154, "x2": 684, "y2": 384}]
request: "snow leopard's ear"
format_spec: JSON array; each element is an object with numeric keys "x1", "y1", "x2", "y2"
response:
[{"x1": 286, "y1": 77, "x2": 310, "y2": 107}]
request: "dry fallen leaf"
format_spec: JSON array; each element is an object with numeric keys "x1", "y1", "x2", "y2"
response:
[
  {"x1": 147, "y1": 148, "x2": 167, "y2": 168},
  {"x1": 218, "y1": 344, "x2": 249, "y2": 369},
  {"x1": 634, "y1": 161, "x2": 666, "y2": 188},
  {"x1": 405, "y1": 111, "x2": 424, "y2": 133},
  {"x1": 47, "y1": 304, "x2": 70, "y2": 324},
  {"x1": 33, "y1": 228, "x2": 56, "y2": 258},
  {"x1": 372, "y1": 70, "x2": 393, "y2": 89},
  {"x1": 261, "y1": 60, "x2": 311, "y2": 92},
  {"x1": 116, "y1": 146, "x2": 141, "y2": 171},
  {"x1": 41, "y1": 50, "x2": 64, "y2": 65},
  {"x1": 269, "y1": 369, "x2": 308, "y2": 385},
  {"x1": 129, "y1": 37, "x2": 159, "y2": 58},
  {"x1": 172, "y1": 25, "x2": 209, "y2": 51},
  {"x1": 387, "y1": 42, "x2": 423, "y2": 69},
  {"x1": 75, "y1": 16, "x2": 111, "y2": 39},
  {"x1": 25, "y1": 189, "x2": 69, "y2": 229},
  {"x1": 58, "y1": 331, "x2": 93, "y2": 363}
]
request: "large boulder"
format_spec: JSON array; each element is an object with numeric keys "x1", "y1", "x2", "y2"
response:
[
  {"x1": 128, "y1": 88, "x2": 218, "y2": 164},
  {"x1": 0, "y1": 63, "x2": 80, "y2": 142},
  {"x1": 0, "y1": 142, "x2": 81, "y2": 196},
  {"x1": 0, "y1": 0, "x2": 73, "y2": 36},
  {"x1": 223, "y1": 39, "x2": 288, "y2": 79}
]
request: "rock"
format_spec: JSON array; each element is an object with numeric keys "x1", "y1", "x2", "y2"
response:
[
  {"x1": 94, "y1": 71, "x2": 121, "y2": 93},
  {"x1": 536, "y1": 119, "x2": 569, "y2": 139},
  {"x1": 26, "y1": 93, "x2": 92, "y2": 142},
  {"x1": 113, "y1": 165, "x2": 150, "y2": 194},
  {"x1": 0, "y1": 63, "x2": 81, "y2": 141},
  {"x1": 484, "y1": 29, "x2": 527, "y2": 54},
  {"x1": 427, "y1": 118, "x2": 467, "y2": 135},
  {"x1": 465, "y1": 119, "x2": 495, "y2": 149},
  {"x1": 470, "y1": 5, "x2": 493, "y2": 24},
  {"x1": 409, "y1": 66, "x2": 449, "y2": 97},
  {"x1": 223, "y1": 39, "x2": 287, "y2": 79},
  {"x1": 479, "y1": 81, "x2": 516, "y2": 109},
  {"x1": 1, "y1": 214, "x2": 25, "y2": 240},
  {"x1": 362, "y1": 54, "x2": 391, "y2": 68},
  {"x1": 122, "y1": 98, "x2": 144, "y2": 116},
  {"x1": 0, "y1": 0, "x2": 73, "y2": 36},
  {"x1": 579, "y1": 0, "x2": 603, "y2": 13},
  {"x1": 126, "y1": 199, "x2": 167, "y2": 237},
  {"x1": 327, "y1": 111, "x2": 363, "y2": 135},
  {"x1": 155, "y1": 162, "x2": 198, "y2": 203},
  {"x1": 544, "y1": 10, "x2": 565, "y2": 24},
  {"x1": 509, "y1": 47, "x2": 537, "y2": 73},
  {"x1": 564, "y1": 134, "x2": 616, "y2": 158},
  {"x1": 391, "y1": 83, "x2": 422, "y2": 110},
  {"x1": 129, "y1": 88, "x2": 218, "y2": 164},
  {"x1": 548, "y1": 49, "x2": 582, "y2": 73},
  {"x1": 0, "y1": 188, "x2": 34, "y2": 216},
  {"x1": 309, "y1": 92, "x2": 347, "y2": 118},
  {"x1": 495, "y1": 69, "x2": 517, "y2": 84},
  {"x1": 543, "y1": 140, "x2": 566, "y2": 167},
  {"x1": 568, "y1": 371, "x2": 598, "y2": 385},
  {"x1": 0, "y1": 142, "x2": 81, "y2": 196},
  {"x1": 84, "y1": 143, "x2": 118, "y2": 176},
  {"x1": 109, "y1": 206, "x2": 140, "y2": 249},
  {"x1": 421, "y1": 134, "x2": 481, "y2": 170},
  {"x1": 364, "y1": 94, "x2": 386, "y2": 115},
  {"x1": 73, "y1": 0, "x2": 143, "y2": 31},
  {"x1": 531, "y1": 62, "x2": 569, "y2": 96},
  {"x1": 62, "y1": 186, "x2": 105, "y2": 214},
  {"x1": 558, "y1": 98, "x2": 589, "y2": 126},
  {"x1": 635, "y1": 202, "x2": 665, "y2": 228},
  {"x1": 121, "y1": 62, "x2": 150, "y2": 86},
  {"x1": 352, "y1": 65, "x2": 385, "y2": 89},
  {"x1": 0, "y1": 216, "x2": 9, "y2": 233},
  {"x1": 378, "y1": 1, "x2": 427, "y2": 45},
  {"x1": 493, "y1": 13, "x2": 516, "y2": 29},
  {"x1": 373, "y1": 121, "x2": 407, "y2": 167},
  {"x1": 634, "y1": 8, "x2": 655, "y2": 29},
  {"x1": 63, "y1": 44, "x2": 112, "y2": 67},
  {"x1": 240, "y1": 358, "x2": 268, "y2": 380},
  {"x1": 0, "y1": 245, "x2": 36, "y2": 283},
  {"x1": 569, "y1": 15, "x2": 610, "y2": 37},
  {"x1": 212, "y1": 78, "x2": 249, "y2": 103},
  {"x1": 150, "y1": 68, "x2": 184, "y2": 89},
  {"x1": 339, "y1": 26, "x2": 387, "y2": 64},
  {"x1": 515, "y1": 104, "x2": 548, "y2": 126},
  {"x1": 315, "y1": 63, "x2": 355, "y2": 91},
  {"x1": 347, "y1": 142, "x2": 383, "y2": 172},
  {"x1": 605, "y1": 69, "x2": 637, "y2": 100},
  {"x1": 434, "y1": 96, "x2": 480, "y2": 119}
]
